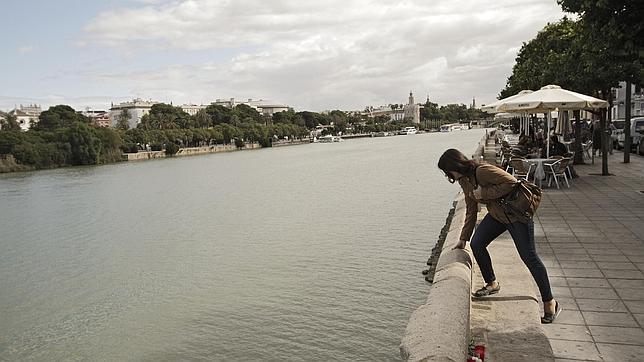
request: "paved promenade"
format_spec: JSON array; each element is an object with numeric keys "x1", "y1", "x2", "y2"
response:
[{"x1": 471, "y1": 148, "x2": 644, "y2": 361}]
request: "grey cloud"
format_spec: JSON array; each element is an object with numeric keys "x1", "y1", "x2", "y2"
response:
[{"x1": 79, "y1": 0, "x2": 565, "y2": 110}]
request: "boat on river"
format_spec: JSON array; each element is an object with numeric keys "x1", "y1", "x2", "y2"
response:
[
  {"x1": 398, "y1": 127, "x2": 418, "y2": 135},
  {"x1": 440, "y1": 123, "x2": 468, "y2": 132},
  {"x1": 318, "y1": 135, "x2": 342, "y2": 143}
]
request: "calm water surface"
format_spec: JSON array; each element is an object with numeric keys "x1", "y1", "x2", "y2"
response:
[{"x1": 0, "y1": 130, "x2": 485, "y2": 361}]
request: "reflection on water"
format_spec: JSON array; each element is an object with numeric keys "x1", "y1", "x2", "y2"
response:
[{"x1": 0, "y1": 130, "x2": 484, "y2": 361}]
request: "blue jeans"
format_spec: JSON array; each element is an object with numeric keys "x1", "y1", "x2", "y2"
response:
[{"x1": 471, "y1": 214, "x2": 553, "y2": 302}]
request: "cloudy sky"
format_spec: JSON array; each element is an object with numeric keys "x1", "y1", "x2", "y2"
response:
[{"x1": 1, "y1": 0, "x2": 566, "y2": 112}]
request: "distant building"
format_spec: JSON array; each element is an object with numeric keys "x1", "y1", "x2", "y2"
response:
[
  {"x1": 8, "y1": 104, "x2": 41, "y2": 131},
  {"x1": 80, "y1": 109, "x2": 111, "y2": 128},
  {"x1": 213, "y1": 98, "x2": 290, "y2": 116},
  {"x1": 365, "y1": 105, "x2": 405, "y2": 121},
  {"x1": 403, "y1": 92, "x2": 421, "y2": 124},
  {"x1": 108, "y1": 98, "x2": 158, "y2": 129},
  {"x1": 364, "y1": 91, "x2": 422, "y2": 123},
  {"x1": 181, "y1": 104, "x2": 206, "y2": 116},
  {"x1": 612, "y1": 81, "x2": 644, "y2": 120}
]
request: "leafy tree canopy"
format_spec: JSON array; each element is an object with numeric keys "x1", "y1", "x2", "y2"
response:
[
  {"x1": 558, "y1": 0, "x2": 643, "y2": 84},
  {"x1": 0, "y1": 113, "x2": 21, "y2": 131},
  {"x1": 35, "y1": 105, "x2": 89, "y2": 131}
]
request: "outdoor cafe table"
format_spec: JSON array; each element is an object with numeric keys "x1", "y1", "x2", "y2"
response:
[{"x1": 523, "y1": 158, "x2": 556, "y2": 187}]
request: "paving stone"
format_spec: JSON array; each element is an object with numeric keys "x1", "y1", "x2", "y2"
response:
[
  {"x1": 608, "y1": 278, "x2": 644, "y2": 289},
  {"x1": 548, "y1": 267, "x2": 565, "y2": 277},
  {"x1": 553, "y1": 242, "x2": 585, "y2": 249},
  {"x1": 634, "y1": 314, "x2": 644, "y2": 327},
  {"x1": 588, "y1": 325, "x2": 644, "y2": 345},
  {"x1": 628, "y1": 255, "x2": 644, "y2": 263},
  {"x1": 549, "y1": 340, "x2": 602, "y2": 361},
  {"x1": 595, "y1": 261, "x2": 638, "y2": 270},
  {"x1": 585, "y1": 248, "x2": 624, "y2": 255},
  {"x1": 581, "y1": 311, "x2": 639, "y2": 327},
  {"x1": 549, "y1": 276, "x2": 568, "y2": 287},
  {"x1": 556, "y1": 254, "x2": 593, "y2": 261},
  {"x1": 596, "y1": 343, "x2": 644, "y2": 362},
  {"x1": 555, "y1": 309, "x2": 586, "y2": 325},
  {"x1": 590, "y1": 254, "x2": 630, "y2": 262},
  {"x1": 553, "y1": 297, "x2": 580, "y2": 311},
  {"x1": 615, "y1": 288, "x2": 644, "y2": 301},
  {"x1": 565, "y1": 278, "x2": 610, "y2": 288},
  {"x1": 551, "y1": 286, "x2": 573, "y2": 298},
  {"x1": 602, "y1": 269, "x2": 644, "y2": 279},
  {"x1": 570, "y1": 287, "x2": 618, "y2": 299},
  {"x1": 563, "y1": 269, "x2": 604, "y2": 278},
  {"x1": 557, "y1": 248, "x2": 593, "y2": 255},
  {"x1": 542, "y1": 259, "x2": 560, "y2": 268},
  {"x1": 576, "y1": 298, "x2": 628, "y2": 313},
  {"x1": 558, "y1": 261, "x2": 598, "y2": 269},
  {"x1": 542, "y1": 324, "x2": 593, "y2": 341}
]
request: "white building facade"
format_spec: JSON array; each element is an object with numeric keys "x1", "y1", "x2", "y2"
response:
[
  {"x1": 213, "y1": 98, "x2": 289, "y2": 116},
  {"x1": 8, "y1": 104, "x2": 41, "y2": 131},
  {"x1": 612, "y1": 81, "x2": 644, "y2": 120},
  {"x1": 108, "y1": 99, "x2": 158, "y2": 129},
  {"x1": 180, "y1": 104, "x2": 206, "y2": 116}
]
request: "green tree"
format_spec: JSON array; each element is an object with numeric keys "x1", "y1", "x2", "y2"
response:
[
  {"x1": 64, "y1": 122, "x2": 102, "y2": 165},
  {"x1": 440, "y1": 104, "x2": 468, "y2": 122},
  {"x1": 272, "y1": 109, "x2": 296, "y2": 124},
  {"x1": 165, "y1": 142, "x2": 180, "y2": 155},
  {"x1": 204, "y1": 104, "x2": 233, "y2": 125},
  {"x1": 296, "y1": 111, "x2": 321, "y2": 129},
  {"x1": 35, "y1": 105, "x2": 89, "y2": 131},
  {"x1": 193, "y1": 109, "x2": 210, "y2": 128},
  {"x1": 0, "y1": 113, "x2": 21, "y2": 131},
  {"x1": 558, "y1": 0, "x2": 643, "y2": 84},
  {"x1": 558, "y1": 0, "x2": 643, "y2": 163},
  {"x1": 233, "y1": 104, "x2": 263, "y2": 123},
  {"x1": 116, "y1": 109, "x2": 131, "y2": 130},
  {"x1": 500, "y1": 18, "x2": 587, "y2": 98}
]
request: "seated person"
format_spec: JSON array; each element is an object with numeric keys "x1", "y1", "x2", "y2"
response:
[{"x1": 549, "y1": 135, "x2": 568, "y2": 157}]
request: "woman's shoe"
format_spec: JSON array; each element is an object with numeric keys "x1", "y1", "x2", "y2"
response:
[
  {"x1": 473, "y1": 282, "x2": 501, "y2": 297},
  {"x1": 541, "y1": 301, "x2": 562, "y2": 324}
]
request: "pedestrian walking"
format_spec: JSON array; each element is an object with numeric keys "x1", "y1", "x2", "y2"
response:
[{"x1": 438, "y1": 148, "x2": 561, "y2": 323}]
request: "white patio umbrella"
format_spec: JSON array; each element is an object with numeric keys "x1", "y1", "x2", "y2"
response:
[
  {"x1": 481, "y1": 90, "x2": 533, "y2": 114},
  {"x1": 498, "y1": 85, "x2": 608, "y2": 157},
  {"x1": 481, "y1": 90, "x2": 534, "y2": 136}
]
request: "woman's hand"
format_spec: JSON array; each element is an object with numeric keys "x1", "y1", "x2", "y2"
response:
[
  {"x1": 473, "y1": 186, "x2": 483, "y2": 200},
  {"x1": 453, "y1": 239, "x2": 467, "y2": 249}
]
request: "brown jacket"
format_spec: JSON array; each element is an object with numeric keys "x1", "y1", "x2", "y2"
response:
[{"x1": 459, "y1": 163, "x2": 519, "y2": 241}]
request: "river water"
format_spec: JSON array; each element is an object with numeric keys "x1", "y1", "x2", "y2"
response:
[{"x1": 0, "y1": 130, "x2": 485, "y2": 361}]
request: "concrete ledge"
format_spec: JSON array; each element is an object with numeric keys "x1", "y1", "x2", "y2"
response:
[
  {"x1": 400, "y1": 133, "x2": 491, "y2": 361},
  {"x1": 400, "y1": 196, "x2": 472, "y2": 362}
]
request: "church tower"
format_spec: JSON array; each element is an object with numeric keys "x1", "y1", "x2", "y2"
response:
[{"x1": 404, "y1": 91, "x2": 421, "y2": 124}]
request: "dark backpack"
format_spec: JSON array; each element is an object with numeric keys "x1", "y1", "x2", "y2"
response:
[{"x1": 498, "y1": 179, "x2": 543, "y2": 223}]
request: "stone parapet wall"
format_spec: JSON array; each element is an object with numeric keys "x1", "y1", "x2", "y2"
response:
[
  {"x1": 399, "y1": 195, "x2": 472, "y2": 361},
  {"x1": 399, "y1": 131, "x2": 491, "y2": 361},
  {"x1": 122, "y1": 143, "x2": 261, "y2": 161}
]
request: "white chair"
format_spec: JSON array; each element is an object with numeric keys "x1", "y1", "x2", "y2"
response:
[
  {"x1": 508, "y1": 158, "x2": 533, "y2": 181},
  {"x1": 544, "y1": 158, "x2": 571, "y2": 189}
]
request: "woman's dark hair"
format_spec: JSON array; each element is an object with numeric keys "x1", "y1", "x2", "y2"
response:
[{"x1": 437, "y1": 149, "x2": 479, "y2": 183}]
